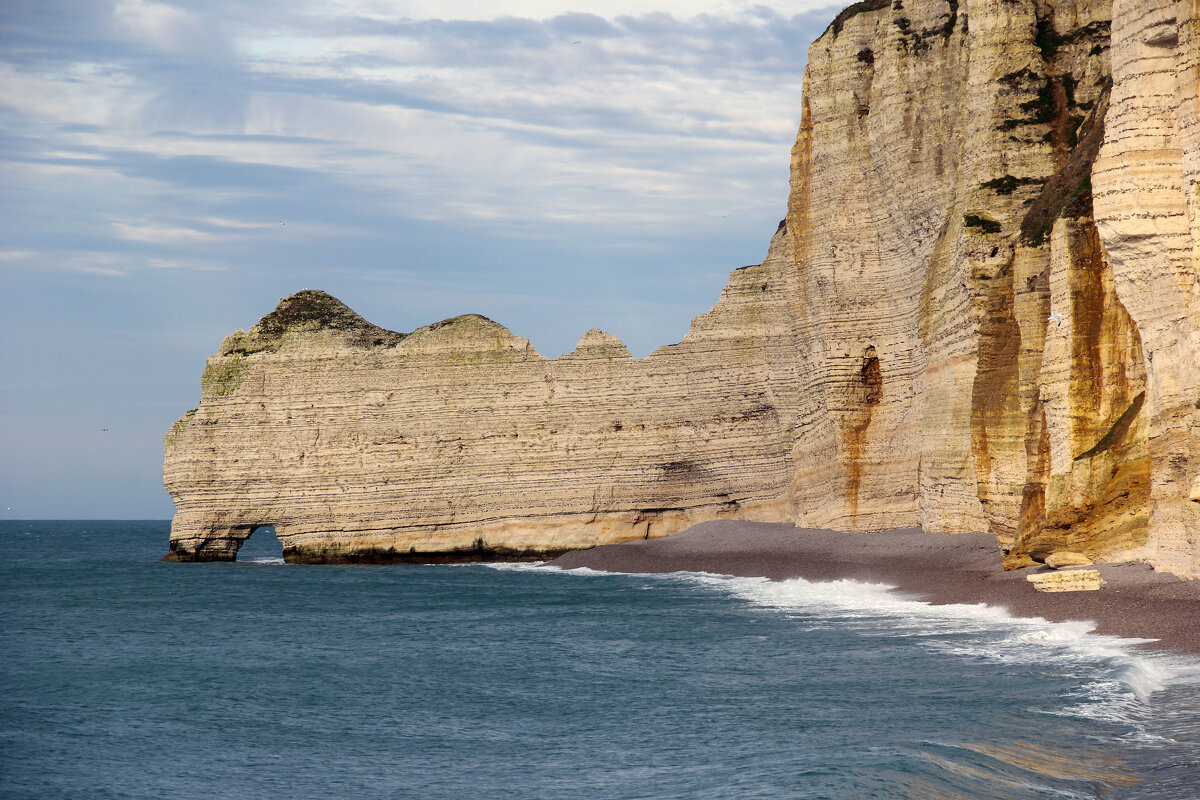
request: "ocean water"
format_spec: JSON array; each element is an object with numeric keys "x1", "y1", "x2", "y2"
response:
[{"x1": 2, "y1": 521, "x2": 1199, "y2": 799}]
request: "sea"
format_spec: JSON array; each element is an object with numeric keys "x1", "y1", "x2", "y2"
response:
[{"x1": 2, "y1": 521, "x2": 1199, "y2": 799}]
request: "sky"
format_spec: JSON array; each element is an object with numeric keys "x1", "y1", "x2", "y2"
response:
[{"x1": 0, "y1": 0, "x2": 840, "y2": 519}]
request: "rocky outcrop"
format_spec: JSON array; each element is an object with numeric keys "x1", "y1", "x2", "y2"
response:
[{"x1": 164, "y1": 0, "x2": 1199, "y2": 577}]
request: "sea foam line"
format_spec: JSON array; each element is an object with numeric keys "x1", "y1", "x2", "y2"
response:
[
  {"x1": 483, "y1": 561, "x2": 1193, "y2": 706},
  {"x1": 686, "y1": 572, "x2": 1182, "y2": 704}
]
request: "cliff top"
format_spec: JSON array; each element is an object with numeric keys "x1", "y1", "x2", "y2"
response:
[
  {"x1": 219, "y1": 290, "x2": 406, "y2": 355},
  {"x1": 823, "y1": 0, "x2": 889, "y2": 39}
]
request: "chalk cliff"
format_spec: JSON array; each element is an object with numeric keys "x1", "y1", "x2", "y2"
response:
[{"x1": 164, "y1": 0, "x2": 1199, "y2": 576}]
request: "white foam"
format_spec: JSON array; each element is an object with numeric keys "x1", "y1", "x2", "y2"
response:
[
  {"x1": 242, "y1": 556, "x2": 286, "y2": 565},
  {"x1": 682, "y1": 572, "x2": 1182, "y2": 702},
  {"x1": 482, "y1": 561, "x2": 622, "y2": 576},
  {"x1": 683, "y1": 572, "x2": 1033, "y2": 635},
  {"x1": 482, "y1": 561, "x2": 547, "y2": 572},
  {"x1": 477, "y1": 561, "x2": 1193, "y2": 716}
]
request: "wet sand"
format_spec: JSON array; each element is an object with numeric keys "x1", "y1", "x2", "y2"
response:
[{"x1": 550, "y1": 520, "x2": 1200, "y2": 655}]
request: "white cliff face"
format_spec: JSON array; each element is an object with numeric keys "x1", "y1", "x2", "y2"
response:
[
  {"x1": 164, "y1": 234, "x2": 800, "y2": 562},
  {"x1": 165, "y1": 0, "x2": 1199, "y2": 577},
  {"x1": 1091, "y1": 0, "x2": 1200, "y2": 576},
  {"x1": 782, "y1": 0, "x2": 1160, "y2": 571}
]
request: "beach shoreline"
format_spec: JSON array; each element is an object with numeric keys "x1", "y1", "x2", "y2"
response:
[{"x1": 550, "y1": 520, "x2": 1200, "y2": 655}]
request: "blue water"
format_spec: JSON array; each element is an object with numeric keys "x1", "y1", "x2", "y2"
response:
[{"x1": 2, "y1": 522, "x2": 1199, "y2": 799}]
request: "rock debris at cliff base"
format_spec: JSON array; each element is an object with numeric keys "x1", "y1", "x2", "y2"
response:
[{"x1": 164, "y1": 0, "x2": 1200, "y2": 578}]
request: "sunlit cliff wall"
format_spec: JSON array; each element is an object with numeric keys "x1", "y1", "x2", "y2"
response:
[
  {"x1": 163, "y1": 233, "x2": 802, "y2": 563},
  {"x1": 164, "y1": 0, "x2": 1199, "y2": 576},
  {"x1": 1090, "y1": 0, "x2": 1200, "y2": 576}
]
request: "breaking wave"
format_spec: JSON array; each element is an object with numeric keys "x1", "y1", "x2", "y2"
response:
[{"x1": 503, "y1": 562, "x2": 1200, "y2": 729}]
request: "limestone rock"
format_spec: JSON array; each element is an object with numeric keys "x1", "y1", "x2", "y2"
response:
[
  {"x1": 163, "y1": 0, "x2": 1200, "y2": 576},
  {"x1": 1044, "y1": 551, "x2": 1094, "y2": 569},
  {"x1": 164, "y1": 228, "x2": 800, "y2": 563},
  {"x1": 1027, "y1": 569, "x2": 1107, "y2": 592},
  {"x1": 1091, "y1": 0, "x2": 1200, "y2": 577},
  {"x1": 560, "y1": 329, "x2": 633, "y2": 361}
]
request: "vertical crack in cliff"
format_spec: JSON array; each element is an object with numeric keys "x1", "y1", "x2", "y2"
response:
[
  {"x1": 1006, "y1": 214, "x2": 1151, "y2": 566},
  {"x1": 970, "y1": 252, "x2": 1023, "y2": 540},
  {"x1": 1019, "y1": 79, "x2": 1111, "y2": 245}
]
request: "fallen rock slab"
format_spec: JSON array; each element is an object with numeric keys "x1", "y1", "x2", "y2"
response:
[
  {"x1": 1027, "y1": 569, "x2": 1106, "y2": 592},
  {"x1": 1044, "y1": 552, "x2": 1094, "y2": 569}
]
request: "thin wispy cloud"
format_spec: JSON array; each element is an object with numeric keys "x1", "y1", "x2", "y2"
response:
[{"x1": 3, "y1": 2, "x2": 833, "y2": 241}]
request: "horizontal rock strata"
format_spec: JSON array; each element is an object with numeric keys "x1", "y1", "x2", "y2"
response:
[
  {"x1": 165, "y1": 0, "x2": 1199, "y2": 576},
  {"x1": 164, "y1": 233, "x2": 800, "y2": 563},
  {"x1": 1027, "y1": 569, "x2": 1106, "y2": 592}
]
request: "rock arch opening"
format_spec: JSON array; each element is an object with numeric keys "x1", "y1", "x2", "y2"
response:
[{"x1": 236, "y1": 525, "x2": 284, "y2": 563}]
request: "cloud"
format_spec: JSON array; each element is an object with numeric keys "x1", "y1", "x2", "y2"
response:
[
  {"x1": 546, "y1": 12, "x2": 618, "y2": 38},
  {"x1": 320, "y1": 1, "x2": 840, "y2": 23},
  {"x1": 112, "y1": 221, "x2": 218, "y2": 244},
  {"x1": 3, "y1": 3, "x2": 830, "y2": 187},
  {"x1": 72, "y1": 264, "x2": 129, "y2": 277},
  {"x1": 112, "y1": 0, "x2": 209, "y2": 54},
  {"x1": 201, "y1": 216, "x2": 282, "y2": 230},
  {"x1": 60, "y1": 252, "x2": 132, "y2": 277}
]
